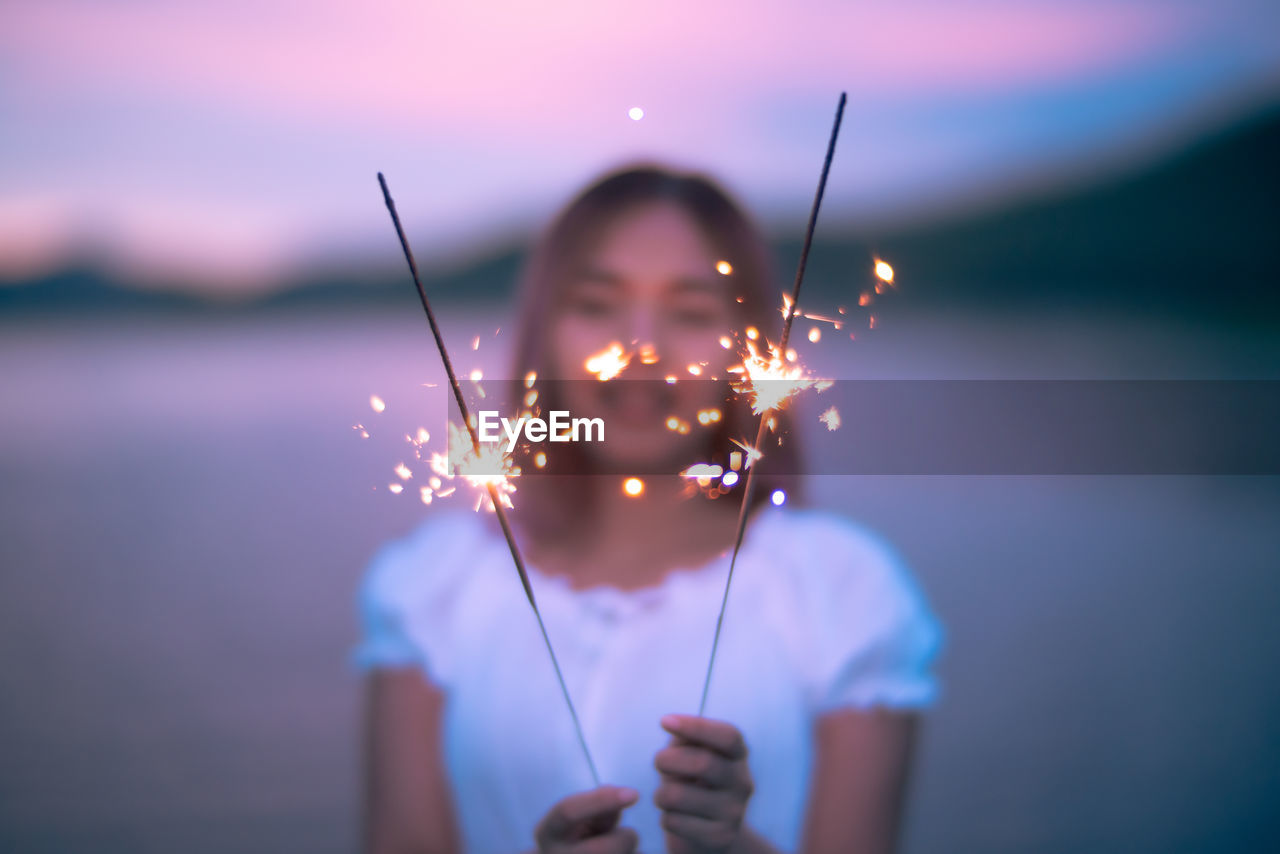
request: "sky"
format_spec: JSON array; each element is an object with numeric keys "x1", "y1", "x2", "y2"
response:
[{"x1": 1, "y1": 0, "x2": 1278, "y2": 292}]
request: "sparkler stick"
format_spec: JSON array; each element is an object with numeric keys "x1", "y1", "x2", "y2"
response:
[
  {"x1": 377, "y1": 173, "x2": 600, "y2": 787},
  {"x1": 697, "y1": 92, "x2": 847, "y2": 716}
]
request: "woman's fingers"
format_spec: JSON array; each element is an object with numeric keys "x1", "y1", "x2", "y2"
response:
[
  {"x1": 659, "y1": 714, "x2": 748, "y2": 760},
  {"x1": 653, "y1": 743, "x2": 736, "y2": 789},
  {"x1": 535, "y1": 786, "x2": 638, "y2": 845},
  {"x1": 661, "y1": 810, "x2": 738, "y2": 850},
  {"x1": 568, "y1": 826, "x2": 639, "y2": 854},
  {"x1": 654, "y1": 778, "x2": 744, "y2": 821}
]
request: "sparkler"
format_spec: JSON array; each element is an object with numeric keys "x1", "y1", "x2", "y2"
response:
[
  {"x1": 377, "y1": 173, "x2": 600, "y2": 786},
  {"x1": 697, "y1": 91, "x2": 847, "y2": 716}
]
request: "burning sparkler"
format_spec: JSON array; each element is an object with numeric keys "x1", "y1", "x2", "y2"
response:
[
  {"x1": 378, "y1": 173, "x2": 599, "y2": 786},
  {"x1": 697, "y1": 91, "x2": 847, "y2": 717}
]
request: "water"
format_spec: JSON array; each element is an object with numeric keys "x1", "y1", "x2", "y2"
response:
[{"x1": 1, "y1": 307, "x2": 1277, "y2": 852}]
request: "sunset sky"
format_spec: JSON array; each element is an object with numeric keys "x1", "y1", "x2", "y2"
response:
[{"x1": 2, "y1": 0, "x2": 1277, "y2": 291}]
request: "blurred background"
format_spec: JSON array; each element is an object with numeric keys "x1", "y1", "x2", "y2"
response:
[{"x1": 2, "y1": 1, "x2": 1279, "y2": 851}]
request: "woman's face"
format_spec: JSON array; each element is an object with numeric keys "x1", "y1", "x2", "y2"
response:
[{"x1": 548, "y1": 201, "x2": 738, "y2": 471}]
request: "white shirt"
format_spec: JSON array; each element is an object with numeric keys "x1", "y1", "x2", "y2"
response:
[{"x1": 354, "y1": 504, "x2": 942, "y2": 854}]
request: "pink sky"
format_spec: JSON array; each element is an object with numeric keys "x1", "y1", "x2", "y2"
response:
[{"x1": 2, "y1": 0, "x2": 1277, "y2": 290}]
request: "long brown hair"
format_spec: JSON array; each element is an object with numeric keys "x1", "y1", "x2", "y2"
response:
[{"x1": 507, "y1": 161, "x2": 804, "y2": 542}]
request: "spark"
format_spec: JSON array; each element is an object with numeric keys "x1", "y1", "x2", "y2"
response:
[
  {"x1": 622, "y1": 477, "x2": 645, "y2": 497},
  {"x1": 696, "y1": 408, "x2": 722, "y2": 425},
  {"x1": 419, "y1": 487, "x2": 433, "y2": 505},
  {"x1": 686, "y1": 363, "x2": 703, "y2": 376},
  {"x1": 585, "y1": 342, "x2": 631, "y2": 381},
  {"x1": 808, "y1": 327, "x2": 821, "y2": 343},
  {"x1": 425, "y1": 422, "x2": 519, "y2": 511},
  {"x1": 524, "y1": 371, "x2": 537, "y2": 388},
  {"x1": 874, "y1": 259, "x2": 894, "y2": 284},
  {"x1": 730, "y1": 438, "x2": 763, "y2": 468},
  {"x1": 534, "y1": 451, "x2": 547, "y2": 468},
  {"x1": 731, "y1": 337, "x2": 831, "y2": 415},
  {"x1": 469, "y1": 368, "x2": 483, "y2": 382},
  {"x1": 388, "y1": 483, "x2": 404, "y2": 495},
  {"x1": 819, "y1": 405, "x2": 841, "y2": 431},
  {"x1": 716, "y1": 260, "x2": 733, "y2": 275},
  {"x1": 628, "y1": 106, "x2": 644, "y2": 121},
  {"x1": 719, "y1": 336, "x2": 733, "y2": 349},
  {"x1": 471, "y1": 336, "x2": 480, "y2": 350},
  {"x1": 369, "y1": 395, "x2": 386, "y2": 413},
  {"x1": 770, "y1": 489, "x2": 787, "y2": 506},
  {"x1": 638, "y1": 344, "x2": 659, "y2": 364},
  {"x1": 745, "y1": 326, "x2": 759, "y2": 341},
  {"x1": 721, "y1": 470, "x2": 740, "y2": 488},
  {"x1": 394, "y1": 462, "x2": 413, "y2": 480},
  {"x1": 859, "y1": 293, "x2": 873, "y2": 306},
  {"x1": 416, "y1": 427, "x2": 430, "y2": 444}
]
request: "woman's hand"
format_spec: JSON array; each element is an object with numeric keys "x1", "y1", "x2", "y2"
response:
[
  {"x1": 534, "y1": 785, "x2": 640, "y2": 854},
  {"x1": 654, "y1": 714, "x2": 755, "y2": 854}
]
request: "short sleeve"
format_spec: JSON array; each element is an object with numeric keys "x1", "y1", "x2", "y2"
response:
[
  {"x1": 351, "y1": 512, "x2": 481, "y2": 682},
  {"x1": 792, "y1": 512, "x2": 943, "y2": 713}
]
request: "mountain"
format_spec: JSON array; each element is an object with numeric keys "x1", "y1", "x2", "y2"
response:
[{"x1": 4, "y1": 100, "x2": 1278, "y2": 320}]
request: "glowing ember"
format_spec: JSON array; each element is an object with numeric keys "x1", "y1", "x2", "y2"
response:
[
  {"x1": 628, "y1": 106, "x2": 644, "y2": 121},
  {"x1": 681, "y1": 462, "x2": 724, "y2": 483},
  {"x1": 524, "y1": 371, "x2": 537, "y2": 388},
  {"x1": 729, "y1": 451, "x2": 743, "y2": 471},
  {"x1": 416, "y1": 427, "x2": 430, "y2": 444},
  {"x1": 623, "y1": 477, "x2": 645, "y2": 497},
  {"x1": 469, "y1": 368, "x2": 483, "y2": 382},
  {"x1": 686, "y1": 363, "x2": 703, "y2": 376},
  {"x1": 534, "y1": 451, "x2": 547, "y2": 468},
  {"x1": 770, "y1": 489, "x2": 787, "y2": 506},
  {"x1": 665, "y1": 375, "x2": 678, "y2": 384},
  {"x1": 716, "y1": 260, "x2": 733, "y2": 275},
  {"x1": 585, "y1": 342, "x2": 631, "y2": 381},
  {"x1": 874, "y1": 259, "x2": 894, "y2": 283},
  {"x1": 719, "y1": 336, "x2": 733, "y2": 349},
  {"x1": 807, "y1": 327, "x2": 821, "y2": 343},
  {"x1": 388, "y1": 483, "x2": 404, "y2": 495},
  {"x1": 745, "y1": 326, "x2": 759, "y2": 341},
  {"x1": 696, "y1": 408, "x2": 722, "y2": 425},
  {"x1": 369, "y1": 395, "x2": 386, "y2": 413},
  {"x1": 394, "y1": 462, "x2": 413, "y2": 480},
  {"x1": 819, "y1": 405, "x2": 841, "y2": 431},
  {"x1": 639, "y1": 344, "x2": 659, "y2": 365},
  {"x1": 353, "y1": 424, "x2": 370, "y2": 439},
  {"x1": 524, "y1": 389, "x2": 538, "y2": 407},
  {"x1": 859, "y1": 293, "x2": 873, "y2": 306},
  {"x1": 665, "y1": 416, "x2": 691, "y2": 435},
  {"x1": 869, "y1": 315, "x2": 877, "y2": 329},
  {"x1": 419, "y1": 487, "x2": 432, "y2": 505}
]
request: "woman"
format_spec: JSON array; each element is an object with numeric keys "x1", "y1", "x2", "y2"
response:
[{"x1": 356, "y1": 164, "x2": 942, "y2": 853}]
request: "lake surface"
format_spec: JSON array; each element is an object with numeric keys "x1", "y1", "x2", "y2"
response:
[{"x1": 2, "y1": 306, "x2": 1277, "y2": 852}]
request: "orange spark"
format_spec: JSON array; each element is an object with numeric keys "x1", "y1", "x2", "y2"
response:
[{"x1": 585, "y1": 342, "x2": 631, "y2": 381}]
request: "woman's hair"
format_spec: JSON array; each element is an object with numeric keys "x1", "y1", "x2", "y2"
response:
[{"x1": 507, "y1": 161, "x2": 803, "y2": 540}]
